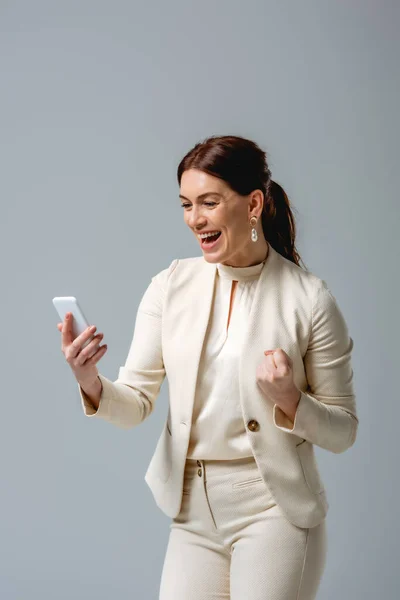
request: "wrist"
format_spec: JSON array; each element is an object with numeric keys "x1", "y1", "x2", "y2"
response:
[
  {"x1": 80, "y1": 376, "x2": 102, "y2": 396},
  {"x1": 276, "y1": 389, "x2": 301, "y2": 421}
]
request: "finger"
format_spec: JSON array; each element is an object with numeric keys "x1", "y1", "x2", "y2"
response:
[
  {"x1": 74, "y1": 324, "x2": 97, "y2": 346},
  {"x1": 62, "y1": 313, "x2": 73, "y2": 346},
  {"x1": 264, "y1": 348, "x2": 286, "y2": 357},
  {"x1": 69, "y1": 325, "x2": 97, "y2": 359},
  {"x1": 273, "y1": 349, "x2": 291, "y2": 374},
  {"x1": 75, "y1": 334, "x2": 104, "y2": 365},
  {"x1": 264, "y1": 353, "x2": 277, "y2": 370},
  {"x1": 85, "y1": 343, "x2": 108, "y2": 365},
  {"x1": 272, "y1": 349, "x2": 289, "y2": 365}
]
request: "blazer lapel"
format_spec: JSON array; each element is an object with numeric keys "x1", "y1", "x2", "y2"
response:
[
  {"x1": 164, "y1": 257, "x2": 217, "y2": 425},
  {"x1": 238, "y1": 244, "x2": 283, "y2": 427}
]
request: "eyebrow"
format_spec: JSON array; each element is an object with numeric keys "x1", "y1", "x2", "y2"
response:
[{"x1": 179, "y1": 192, "x2": 223, "y2": 201}]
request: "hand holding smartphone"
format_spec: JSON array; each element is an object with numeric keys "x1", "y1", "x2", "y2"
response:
[
  {"x1": 53, "y1": 296, "x2": 108, "y2": 389},
  {"x1": 53, "y1": 296, "x2": 94, "y2": 348}
]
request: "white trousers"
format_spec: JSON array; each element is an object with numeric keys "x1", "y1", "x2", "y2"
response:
[{"x1": 159, "y1": 456, "x2": 327, "y2": 600}]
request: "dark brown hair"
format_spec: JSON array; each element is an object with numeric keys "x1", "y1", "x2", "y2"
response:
[{"x1": 177, "y1": 135, "x2": 306, "y2": 269}]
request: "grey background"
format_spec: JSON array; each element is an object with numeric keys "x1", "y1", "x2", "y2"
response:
[{"x1": 1, "y1": 1, "x2": 398, "y2": 598}]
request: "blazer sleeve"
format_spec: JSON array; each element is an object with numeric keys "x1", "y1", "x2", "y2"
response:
[
  {"x1": 273, "y1": 278, "x2": 359, "y2": 453},
  {"x1": 78, "y1": 259, "x2": 179, "y2": 429}
]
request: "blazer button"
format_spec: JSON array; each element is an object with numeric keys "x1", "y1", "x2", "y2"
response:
[{"x1": 247, "y1": 419, "x2": 260, "y2": 432}]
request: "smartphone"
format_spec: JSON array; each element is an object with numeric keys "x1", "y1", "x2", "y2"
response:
[{"x1": 52, "y1": 296, "x2": 96, "y2": 349}]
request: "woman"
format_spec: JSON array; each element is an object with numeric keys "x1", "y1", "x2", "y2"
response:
[{"x1": 58, "y1": 135, "x2": 358, "y2": 599}]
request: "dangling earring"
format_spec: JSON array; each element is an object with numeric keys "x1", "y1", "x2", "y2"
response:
[{"x1": 250, "y1": 216, "x2": 258, "y2": 242}]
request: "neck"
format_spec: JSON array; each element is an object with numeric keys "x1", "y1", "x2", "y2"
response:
[{"x1": 220, "y1": 240, "x2": 269, "y2": 268}]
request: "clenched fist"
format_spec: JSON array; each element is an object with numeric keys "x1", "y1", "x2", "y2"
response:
[{"x1": 256, "y1": 348, "x2": 301, "y2": 417}]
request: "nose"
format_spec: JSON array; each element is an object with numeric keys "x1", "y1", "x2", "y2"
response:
[{"x1": 187, "y1": 207, "x2": 206, "y2": 231}]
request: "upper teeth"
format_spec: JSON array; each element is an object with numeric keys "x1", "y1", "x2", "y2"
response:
[{"x1": 199, "y1": 231, "x2": 220, "y2": 239}]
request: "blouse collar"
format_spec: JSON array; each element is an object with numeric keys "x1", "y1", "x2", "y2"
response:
[{"x1": 216, "y1": 246, "x2": 269, "y2": 281}]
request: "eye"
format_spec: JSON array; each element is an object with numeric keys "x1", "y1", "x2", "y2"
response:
[{"x1": 180, "y1": 202, "x2": 217, "y2": 208}]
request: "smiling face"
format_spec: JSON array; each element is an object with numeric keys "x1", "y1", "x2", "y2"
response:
[{"x1": 179, "y1": 168, "x2": 269, "y2": 267}]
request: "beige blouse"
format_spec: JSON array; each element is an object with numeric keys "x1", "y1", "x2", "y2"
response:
[{"x1": 187, "y1": 259, "x2": 265, "y2": 460}]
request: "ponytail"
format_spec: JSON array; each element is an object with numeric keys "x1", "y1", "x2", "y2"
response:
[{"x1": 261, "y1": 180, "x2": 307, "y2": 269}]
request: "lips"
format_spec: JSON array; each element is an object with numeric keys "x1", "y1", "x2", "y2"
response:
[
  {"x1": 203, "y1": 232, "x2": 221, "y2": 241},
  {"x1": 200, "y1": 231, "x2": 222, "y2": 249}
]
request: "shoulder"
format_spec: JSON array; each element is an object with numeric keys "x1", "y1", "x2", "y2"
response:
[
  {"x1": 274, "y1": 251, "x2": 345, "y2": 324},
  {"x1": 151, "y1": 256, "x2": 202, "y2": 287},
  {"x1": 273, "y1": 249, "x2": 323, "y2": 299},
  {"x1": 271, "y1": 248, "x2": 347, "y2": 329}
]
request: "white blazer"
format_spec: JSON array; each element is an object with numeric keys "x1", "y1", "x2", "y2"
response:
[{"x1": 80, "y1": 243, "x2": 358, "y2": 529}]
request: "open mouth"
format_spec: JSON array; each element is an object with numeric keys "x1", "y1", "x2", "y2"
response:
[{"x1": 200, "y1": 232, "x2": 222, "y2": 248}]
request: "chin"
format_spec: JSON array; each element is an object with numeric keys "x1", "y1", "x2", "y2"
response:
[
  {"x1": 201, "y1": 246, "x2": 227, "y2": 263},
  {"x1": 202, "y1": 255, "x2": 221, "y2": 264}
]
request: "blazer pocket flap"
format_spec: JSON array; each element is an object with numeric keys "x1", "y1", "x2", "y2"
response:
[{"x1": 296, "y1": 441, "x2": 325, "y2": 494}]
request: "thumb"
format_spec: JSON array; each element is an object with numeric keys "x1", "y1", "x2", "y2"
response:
[{"x1": 273, "y1": 350, "x2": 291, "y2": 370}]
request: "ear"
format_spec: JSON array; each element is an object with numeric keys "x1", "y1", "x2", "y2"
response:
[{"x1": 248, "y1": 189, "x2": 264, "y2": 218}]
